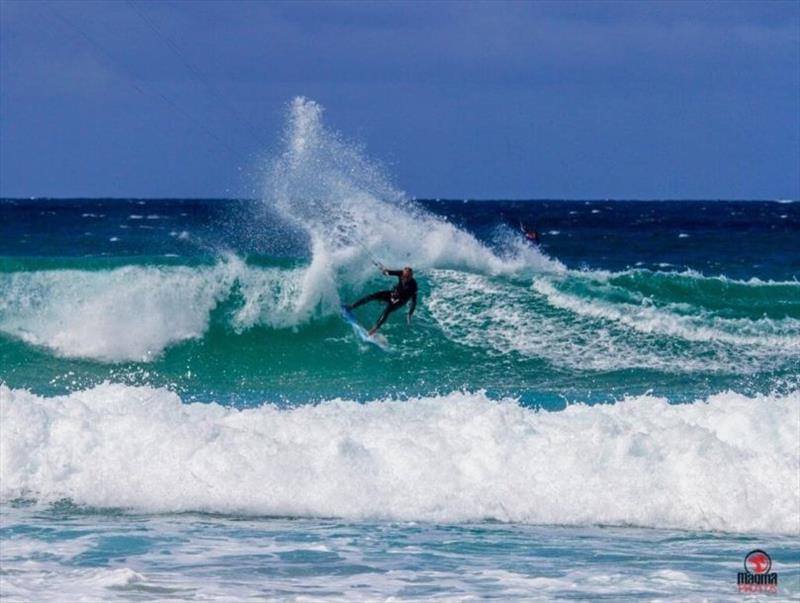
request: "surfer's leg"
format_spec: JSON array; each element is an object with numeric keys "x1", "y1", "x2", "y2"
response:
[
  {"x1": 350, "y1": 290, "x2": 392, "y2": 309},
  {"x1": 370, "y1": 302, "x2": 402, "y2": 334}
]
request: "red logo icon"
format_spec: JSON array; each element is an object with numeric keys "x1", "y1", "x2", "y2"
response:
[{"x1": 744, "y1": 550, "x2": 772, "y2": 575}]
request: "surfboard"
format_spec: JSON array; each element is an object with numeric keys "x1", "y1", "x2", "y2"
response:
[{"x1": 341, "y1": 306, "x2": 391, "y2": 351}]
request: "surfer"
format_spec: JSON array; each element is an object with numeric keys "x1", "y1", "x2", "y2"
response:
[{"x1": 346, "y1": 266, "x2": 418, "y2": 335}]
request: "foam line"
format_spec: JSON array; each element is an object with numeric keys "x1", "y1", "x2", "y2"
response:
[{"x1": 2, "y1": 383, "x2": 797, "y2": 534}]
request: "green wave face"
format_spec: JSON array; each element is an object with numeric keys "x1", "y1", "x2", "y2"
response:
[{"x1": 1, "y1": 256, "x2": 797, "y2": 407}]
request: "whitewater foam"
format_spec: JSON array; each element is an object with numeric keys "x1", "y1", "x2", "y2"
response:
[
  {"x1": 1, "y1": 383, "x2": 797, "y2": 534},
  {"x1": 428, "y1": 268, "x2": 800, "y2": 373},
  {"x1": 532, "y1": 278, "x2": 800, "y2": 350},
  {"x1": 0, "y1": 260, "x2": 238, "y2": 362},
  {"x1": 0, "y1": 255, "x2": 350, "y2": 361}
]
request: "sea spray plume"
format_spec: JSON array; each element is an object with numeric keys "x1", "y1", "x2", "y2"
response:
[{"x1": 263, "y1": 97, "x2": 559, "y2": 319}]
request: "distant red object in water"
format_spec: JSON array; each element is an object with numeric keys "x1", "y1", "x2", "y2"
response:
[{"x1": 520, "y1": 223, "x2": 540, "y2": 246}]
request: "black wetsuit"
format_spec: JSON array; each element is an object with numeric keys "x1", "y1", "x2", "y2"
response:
[{"x1": 350, "y1": 270, "x2": 418, "y2": 331}]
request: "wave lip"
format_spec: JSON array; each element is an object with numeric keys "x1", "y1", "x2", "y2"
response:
[
  {"x1": 0, "y1": 256, "x2": 317, "y2": 362},
  {"x1": 2, "y1": 384, "x2": 797, "y2": 534},
  {"x1": 0, "y1": 262, "x2": 237, "y2": 362}
]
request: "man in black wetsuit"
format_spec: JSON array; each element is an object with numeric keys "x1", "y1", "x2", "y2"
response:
[{"x1": 346, "y1": 266, "x2": 418, "y2": 335}]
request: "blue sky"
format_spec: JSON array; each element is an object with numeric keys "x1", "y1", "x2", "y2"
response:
[{"x1": 1, "y1": 0, "x2": 798, "y2": 199}]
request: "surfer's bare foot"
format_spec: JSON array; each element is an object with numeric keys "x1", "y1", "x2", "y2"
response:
[{"x1": 368, "y1": 327, "x2": 377, "y2": 336}]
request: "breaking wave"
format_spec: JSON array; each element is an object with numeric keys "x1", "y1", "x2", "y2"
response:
[
  {"x1": 0, "y1": 97, "x2": 796, "y2": 382},
  {"x1": 1, "y1": 383, "x2": 797, "y2": 534}
]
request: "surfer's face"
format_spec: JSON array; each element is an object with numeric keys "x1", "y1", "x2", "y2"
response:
[{"x1": 402, "y1": 267, "x2": 413, "y2": 280}]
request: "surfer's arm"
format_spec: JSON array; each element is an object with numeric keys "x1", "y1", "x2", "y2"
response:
[{"x1": 384, "y1": 269, "x2": 403, "y2": 277}]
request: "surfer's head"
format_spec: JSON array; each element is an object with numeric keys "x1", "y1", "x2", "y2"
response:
[{"x1": 402, "y1": 267, "x2": 413, "y2": 280}]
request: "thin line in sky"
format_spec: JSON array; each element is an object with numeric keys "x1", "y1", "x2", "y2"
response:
[
  {"x1": 123, "y1": 0, "x2": 270, "y2": 148},
  {"x1": 41, "y1": 0, "x2": 244, "y2": 160}
]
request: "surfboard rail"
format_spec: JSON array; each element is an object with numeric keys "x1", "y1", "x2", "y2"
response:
[{"x1": 341, "y1": 306, "x2": 391, "y2": 351}]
